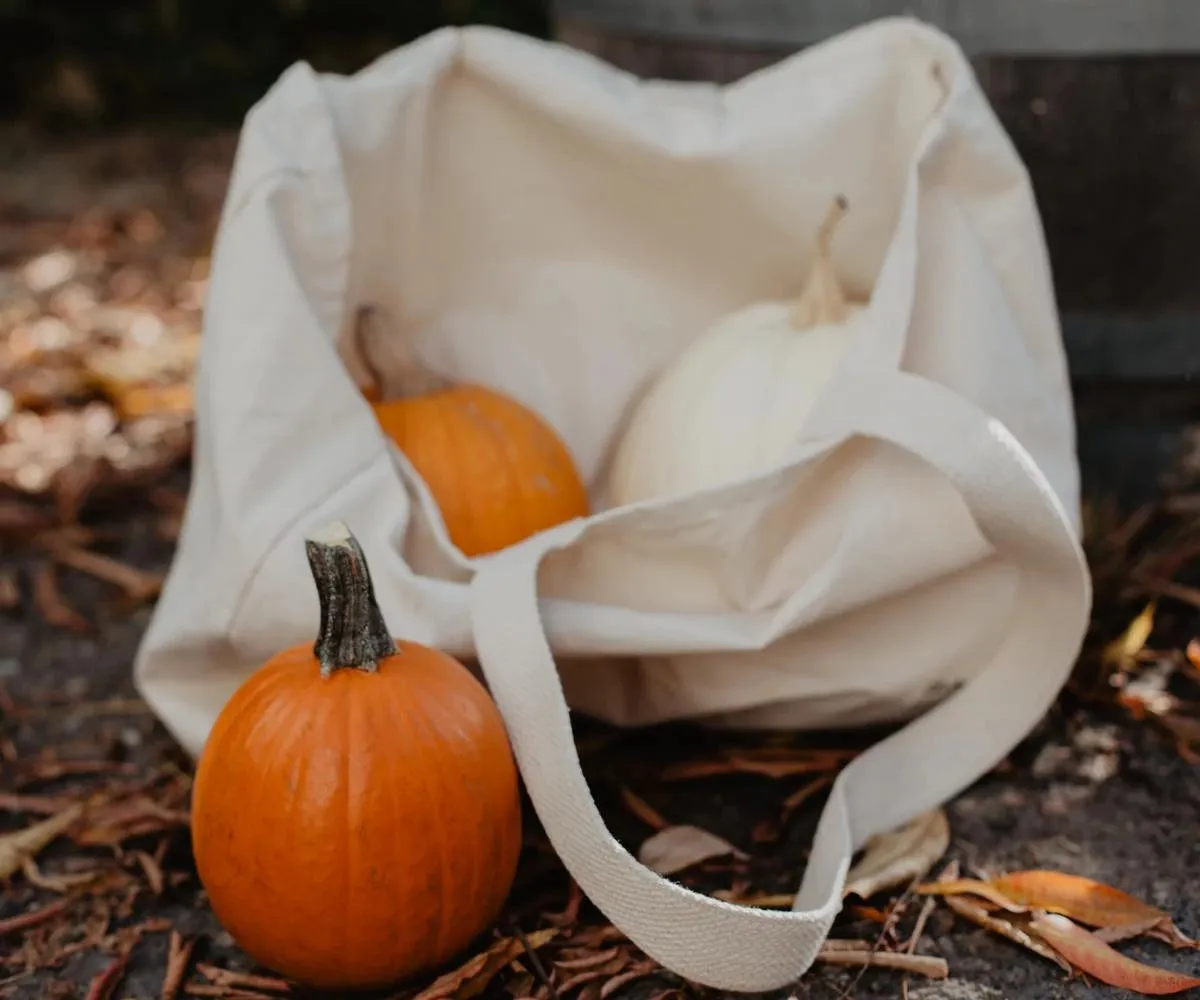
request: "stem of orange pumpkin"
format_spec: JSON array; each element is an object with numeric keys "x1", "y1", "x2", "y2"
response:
[{"x1": 304, "y1": 521, "x2": 397, "y2": 677}]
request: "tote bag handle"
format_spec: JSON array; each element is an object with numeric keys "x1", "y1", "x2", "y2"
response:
[{"x1": 470, "y1": 368, "x2": 1090, "y2": 992}]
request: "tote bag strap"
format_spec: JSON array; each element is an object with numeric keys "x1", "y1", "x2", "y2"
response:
[{"x1": 470, "y1": 368, "x2": 1090, "y2": 992}]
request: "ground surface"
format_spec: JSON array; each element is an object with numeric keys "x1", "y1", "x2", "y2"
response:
[
  {"x1": 1, "y1": 507, "x2": 1198, "y2": 1000},
  {"x1": 1, "y1": 128, "x2": 1199, "y2": 1000}
]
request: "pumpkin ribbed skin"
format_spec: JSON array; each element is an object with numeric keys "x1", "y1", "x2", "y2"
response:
[
  {"x1": 191, "y1": 640, "x2": 522, "y2": 991},
  {"x1": 373, "y1": 385, "x2": 589, "y2": 557}
]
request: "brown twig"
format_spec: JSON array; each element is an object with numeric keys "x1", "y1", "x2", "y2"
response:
[
  {"x1": 0, "y1": 898, "x2": 70, "y2": 936},
  {"x1": 815, "y1": 945, "x2": 947, "y2": 979}
]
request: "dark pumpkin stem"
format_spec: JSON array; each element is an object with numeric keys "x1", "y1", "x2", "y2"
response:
[{"x1": 305, "y1": 520, "x2": 397, "y2": 677}]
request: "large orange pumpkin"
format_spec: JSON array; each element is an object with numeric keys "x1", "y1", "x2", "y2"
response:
[
  {"x1": 355, "y1": 305, "x2": 590, "y2": 557},
  {"x1": 191, "y1": 521, "x2": 523, "y2": 991}
]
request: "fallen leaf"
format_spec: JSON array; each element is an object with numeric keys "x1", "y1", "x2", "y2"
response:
[
  {"x1": 991, "y1": 870, "x2": 1196, "y2": 948},
  {"x1": 547, "y1": 880, "x2": 582, "y2": 928},
  {"x1": 660, "y1": 751, "x2": 847, "y2": 781},
  {"x1": 0, "y1": 568, "x2": 19, "y2": 610},
  {"x1": 1159, "y1": 714, "x2": 1200, "y2": 764},
  {"x1": 637, "y1": 825, "x2": 745, "y2": 876},
  {"x1": 184, "y1": 985, "x2": 283, "y2": 998},
  {"x1": 0, "y1": 802, "x2": 84, "y2": 878},
  {"x1": 52, "y1": 455, "x2": 106, "y2": 525},
  {"x1": 943, "y1": 893, "x2": 1072, "y2": 972},
  {"x1": 195, "y1": 963, "x2": 291, "y2": 992},
  {"x1": 556, "y1": 947, "x2": 623, "y2": 971},
  {"x1": 21, "y1": 854, "x2": 100, "y2": 892},
  {"x1": 619, "y1": 787, "x2": 668, "y2": 831},
  {"x1": 711, "y1": 889, "x2": 796, "y2": 909},
  {"x1": 32, "y1": 563, "x2": 90, "y2": 633},
  {"x1": 43, "y1": 541, "x2": 163, "y2": 602},
  {"x1": 849, "y1": 904, "x2": 893, "y2": 924},
  {"x1": 0, "y1": 498, "x2": 53, "y2": 533},
  {"x1": 1103, "y1": 601, "x2": 1157, "y2": 667},
  {"x1": 16, "y1": 758, "x2": 133, "y2": 787},
  {"x1": 0, "y1": 898, "x2": 70, "y2": 936},
  {"x1": 72, "y1": 792, "x2": 189, "y2": 846},
  {"x1": 914, "y1": 878, "x2": 1028, "y2": 913},
  {"x1": 133, "y1": 849, "x2": 165, "y2": 896},
  {"x1": 161, "y1": 930, "x2": 194, "y2": 1000},
  {"x1": 84, "y1": 950, "x2": 130, "y2": 1000},
  {"x1": 413, "y1": 929, "x2": 558, "y2": 1000},
  {"x1": 598, "y1": 961, "x2": 658, "y2": 998},
  {"x1": 1031, "y1": 912, "x2": 1200, "y2": 994},
  {"x1": 565, "y1": 925, "x2": 628, "y2": 949},
  {"x1": 557, "y1": 955, "x2": 627, "y2": 993},
  {"x1": 844, "y1": 809, "x2": 950, "y2": 899},
  {"x1": 0, "y1": 791, "x2": 65, "y2": 814}
]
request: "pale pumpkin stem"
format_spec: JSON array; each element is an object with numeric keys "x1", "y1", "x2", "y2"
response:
[
  {"x1": 305, "y1": 520, "x2": 397, "y2": 677},
  {"x1": 788, "y1": 195, "x2": 851, "y2": 329}
]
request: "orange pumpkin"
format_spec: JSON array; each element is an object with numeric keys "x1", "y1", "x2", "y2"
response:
[
  {"x1": 191, "y1": 521, "x2": 522, "y2": 991},
  {"x1": 355, "y1": 305, "x2": 590, "y2": 557}
]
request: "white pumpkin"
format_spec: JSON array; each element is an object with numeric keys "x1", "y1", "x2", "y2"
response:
[{"x1": 606, "y1": 196, "x2": 869, "y2": 507}]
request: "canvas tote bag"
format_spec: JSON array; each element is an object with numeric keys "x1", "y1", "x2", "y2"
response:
[{"x1": 135, "y1": 15, "x2": 1092, "y2": 992}]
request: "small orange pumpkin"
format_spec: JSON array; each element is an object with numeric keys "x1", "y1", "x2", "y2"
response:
[
  {"x1": 191, "y1": 521, "x2": 522, "y2": 991},
  {"x1": 355, "y1": 306, "x2": 590, "y2": 557}
]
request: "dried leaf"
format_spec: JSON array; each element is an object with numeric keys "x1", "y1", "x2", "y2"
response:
[
  {"x1": 565, "y1": 925, "x2": 627, "y2": 949},
  {"x1": 1031, "y1": 912, "x2": 1200, "y2": 994},
  {"x1": 53, "y1": 455, "x2": 105, "y2": 525},
  {"x1": 619, "y1": 788, "x2": 668, "y2": 831},
  {"x1": 556, "y1": 947, "x2": 623, "y2": 971},
  {"x1": 0, "y1": 802, "x2": 84, "y2": 878},
  {"x1": 943, "y1": 893, "x2": 1072, "y2": 972},
  {"x1": 161, "y1": 930, "x2": 195, "y2": 1000},
  {"x1": 915, "y1": 878, "x2": 1028, "y2": 913},
  {"x1": 711, "y1": 888, "x2": 796, "y2": 909},
  {"x1": 1186, "y1": 638, "x2": 1200, "y2": 671},
  {"x1": 183, "y1": 985, "x2": 282, "y2": 998},
  {"x1": 598, "y1": 962, "x2": 658, "y2": 998},
  {"x1": 557, "y1": 956, "x2": 627, "y2": 993},
  {"x1": 134, "y1": 848, "x2": 166, "y2": 895},
  {"x1": 195, "y1": 964, "x2": 291, "y2": 992},
  {"x1": 637, "y1": 825, "x2": 744, "y2": 876},
  {"x1": 0, "y1": 898, "x2": 69, "y2": 936},
  {"x1": 73, "y1": 793, "x2": 189, "y2": 846},
  {"x1": 1103, "y1": 601, "x2": 1157, "y2": 666},
  {"x1": 991, "y1": 870, "x2": 1196, "y2": 948},
  {"x1": 844, "y1": 809, "x2": 950, "y2": 899},
  {"x1": 85, "y1": 950, "x2": 130, "y2": 1000},
  {"x1": 0, "y1": 568, "x2": 19, "y2": 610},
  {"x1": 32, "y1": 563, "x2": 90, "y2": 633},
  {"x1": 43, "y1": 541, "x2": 163, "y2": 602},
  {"x1": 660, "y1": 752, "x2": 845, "y2": 780},
  {"x1": 21, "y1": 853, "x2": 100, "y2": 892},
  {"x1": 413, "y1": 929, "x2": 558, "y2": 1000},
  {"x1": 548, "y1": 880, "x2": 583, "y2": 928},
  {"x1": 0, "y1": 498, "x2": 53, "y2": 533}
]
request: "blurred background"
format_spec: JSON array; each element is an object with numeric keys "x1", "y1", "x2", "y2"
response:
[{"x1": 1, "y1": 0, "x2": 1199, "y2": 512}]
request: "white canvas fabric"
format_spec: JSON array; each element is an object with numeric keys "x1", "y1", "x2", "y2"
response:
[{"x1": 134, "y1": 16, "x2": 1091, "y2": 992}]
